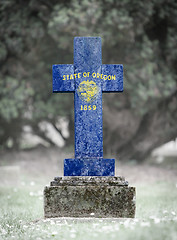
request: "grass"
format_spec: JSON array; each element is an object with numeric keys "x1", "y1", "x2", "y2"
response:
[
  {"x1": 0, "y1": 179, "x2": 177, "y2": 240},
  {"x1": 0, "y1": 147, "x2": 177, "y2": 239}
]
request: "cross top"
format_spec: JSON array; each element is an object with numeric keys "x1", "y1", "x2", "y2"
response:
[{"x1": 53, "y1": 37, "x2": 123, "y2": 176}]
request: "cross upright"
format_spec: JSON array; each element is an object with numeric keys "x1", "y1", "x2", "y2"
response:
[{"x1": 53, "y1": 37, "x2": 123, "y2": 176}]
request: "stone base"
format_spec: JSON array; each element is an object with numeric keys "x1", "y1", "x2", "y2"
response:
[{"x1": 44, "y1": 176, "x2": 136, "y2": 218}]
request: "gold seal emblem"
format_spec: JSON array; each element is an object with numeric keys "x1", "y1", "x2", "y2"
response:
[{"x1": 77, "y1": 80, "x2": 99, "y2": 103}]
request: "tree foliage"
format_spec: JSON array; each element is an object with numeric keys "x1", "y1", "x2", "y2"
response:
[{"x1": 0, "y1": 0, "x2": 177, "y2": 160}]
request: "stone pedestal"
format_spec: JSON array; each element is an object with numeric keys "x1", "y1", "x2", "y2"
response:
[{"x1": 44, "y1": 176, "x2": 136, "y2": 218}]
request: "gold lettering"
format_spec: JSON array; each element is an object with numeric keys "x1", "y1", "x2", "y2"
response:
[
  {"x1": 93, "y1": 105, "x2": 96, "y2": 110},
  {"x1": 112, "y1": 75, "x2": 116, "y2": 80},
  {"x1": 92, "y1": 72, "x2": 96, "y2": 78},
  {"x1": 70, "y1": 74, "x2": 74, "y2": 80},
  {"x1": 78, "y1": 73, "x2": 81, "y2": 78},
  {"x1": 104, "y1": 75, "x2": 107, "y2": 80},
  {"x1": 108, "y1": 75, "x2": 111, "y2": 80},
  {"x1": 63, "y1": 75, "x2": 66, "y2": 80},
  {"x1": 80, "y1": 105, "x2": 97, "y2": 111}
]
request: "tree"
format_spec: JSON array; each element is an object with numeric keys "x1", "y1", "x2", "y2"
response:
[{"x1": 0, "y1": 0, "x2": 176, "y2": 161}]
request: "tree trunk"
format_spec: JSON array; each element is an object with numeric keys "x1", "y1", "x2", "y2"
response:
[{"x1": 103, "y1": 90, "x2": 177, "y2": 161}]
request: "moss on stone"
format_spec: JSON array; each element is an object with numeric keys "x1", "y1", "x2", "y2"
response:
[{"x1": 44, "y1": 176, "x2": 136, "y2": 218}]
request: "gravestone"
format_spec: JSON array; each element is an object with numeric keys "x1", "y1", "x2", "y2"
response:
[{"x1": 44, "y1": 37, "x2": 136, "y2": 218}]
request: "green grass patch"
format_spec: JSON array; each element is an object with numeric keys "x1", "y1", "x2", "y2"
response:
[{"x1": 0, "y1": 180, "x2": 177, "y2": 240}]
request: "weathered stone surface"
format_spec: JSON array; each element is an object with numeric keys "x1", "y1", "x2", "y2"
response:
[
  {"x1": 64, "y1": 158, "x2": 115, "y2": 176},
  {"x1": 44, "y1": 176, "x2": 136, "y2": 218},
  {"x1": 51, "y1": 176, "x2": 128, "y2": 186},
  {"x1": 53, "y1": 37, "x2": 123, "y2": 176},
  {"x1": 47, "y1": 37, "x2": 136, "y2": 218}
]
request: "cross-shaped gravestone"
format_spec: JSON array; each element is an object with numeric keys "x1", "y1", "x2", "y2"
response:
[{"x1": 53, "y1": 37, "x2": 123, "y2": 176}]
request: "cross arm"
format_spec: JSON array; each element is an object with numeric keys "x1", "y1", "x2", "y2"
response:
[
  {"x1": 102, "y1": 64, "x2": 123, "y2": 92},
  {"x1": 53, "y1": 64, "x2": 75, "y2": 92}
]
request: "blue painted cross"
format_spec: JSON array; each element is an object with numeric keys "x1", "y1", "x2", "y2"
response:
[{"x1": 53, "y1": 37, "x2": 123, "y2": 176}]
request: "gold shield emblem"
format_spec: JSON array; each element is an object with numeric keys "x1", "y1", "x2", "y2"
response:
[{"x1": 77, "y1": 80, "x2": 99, "y2": 103}]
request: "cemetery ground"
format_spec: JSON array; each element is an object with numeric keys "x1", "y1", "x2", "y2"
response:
[{"x1": 0, "y1": 147, "x2": 177, "y2": 240}]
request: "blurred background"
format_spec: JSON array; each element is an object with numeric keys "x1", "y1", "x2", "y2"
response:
[
  {"x1": 1, "y1": 2, "x2": 177, "y2": 238},
  {"x1": 0, "y1": 0, "x2": 177, "y2": 164}
]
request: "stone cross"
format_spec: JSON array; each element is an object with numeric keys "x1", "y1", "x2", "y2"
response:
[{"x1": 53, "y1": 37, "x2": 123, "y2": 176}]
